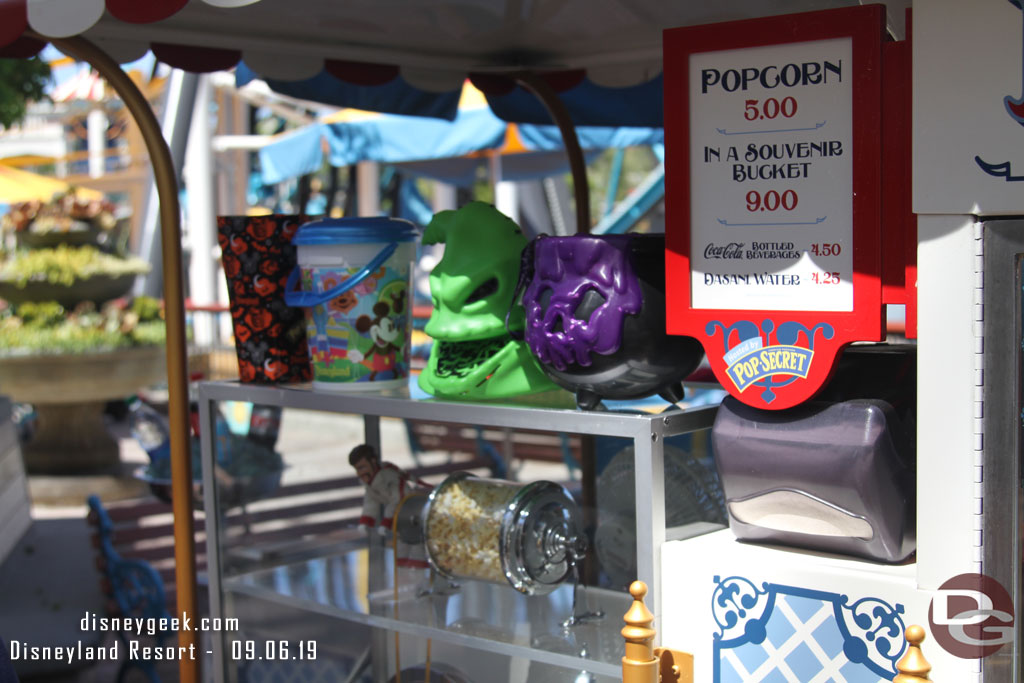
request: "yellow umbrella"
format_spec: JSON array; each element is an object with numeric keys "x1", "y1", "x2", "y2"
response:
[{"x1": 0, "y1": 163, "x2": 104, "y2": 204}]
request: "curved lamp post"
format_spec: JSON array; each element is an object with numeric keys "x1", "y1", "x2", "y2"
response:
[{"x1": 36, "y1": 32, "x2": 201, "y2": 683}]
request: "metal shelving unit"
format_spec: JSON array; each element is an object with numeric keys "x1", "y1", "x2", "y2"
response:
[{"x1": 197, "y1": 380, "x2": 718, "y2": 681}]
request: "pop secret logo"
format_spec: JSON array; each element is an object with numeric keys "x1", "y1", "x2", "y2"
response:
[
  {"x1": 708, "y1": 319, "x2": 832, "y2": 404},
  {"x1": 929, "y1": 573, "x2": 1015, "y2": 659},
  {"x1": 723, "y1": 337, "x2": 813, "y2": 392}
]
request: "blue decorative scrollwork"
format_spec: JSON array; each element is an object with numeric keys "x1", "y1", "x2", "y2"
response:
[
  {"x1": 716, "y1": 216, "x2": 828, "y2": 227},
  {"x1": 836, "y1": 596, "x2": 907, "y2": 678},
  {"x1": 775, "y1": 321, "x2": 835, "y2": 346},
  {"x1": 706, "y1": 320, "x2": 761, "y2": 354},
  {"x1": 711, "y1": 575, "x2": 773, "y2": 646},
  {"x1": 712, "y1": 576, "x2": 906, "y2": 682},
  {"x1": 715, "y1": 121, "x2": 827, "y2": 135},
  {"x1": 752, "y1": 321, "x2": 834, "y2": 402}
]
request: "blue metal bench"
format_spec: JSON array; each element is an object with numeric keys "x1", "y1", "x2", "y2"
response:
[{"x1": 87, "y1": 494, "x2": 173, "y2": 683}]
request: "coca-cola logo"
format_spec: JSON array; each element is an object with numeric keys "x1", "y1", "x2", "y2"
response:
[{"x1": 704, "y1": 242, "x2": 745, "y2": 259}]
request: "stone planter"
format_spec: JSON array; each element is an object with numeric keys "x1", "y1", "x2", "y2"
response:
[
  {"x1": 13, "y1": 219, "x2": 101, "y2": 249},
  {"x1": 0, "y1": 346, "x2": 166, "y2": 473},
  {"x1": 0, "y1": 272, "x2": 138, "y2": 309},
  {"x1": 13, "y1": 216, "x2": 130, "y2": 251}
]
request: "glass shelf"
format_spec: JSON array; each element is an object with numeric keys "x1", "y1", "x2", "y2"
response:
[
  {"x1": 197, "y1": 379, "x2": 720, "y2": 681},
  {"x1": 224, "y1": 544, "x2": 630, "y2": 677},
  {"x1": 196, "y1": 380, "x2": 716, "y2": 435}
]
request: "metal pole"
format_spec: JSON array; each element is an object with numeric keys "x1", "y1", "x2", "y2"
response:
[
  {"x1": 632, "y1": 421, "x2": 665, "y2": 639},
  {"x1": 513, "y1": 72, "x2": 591, "y2": 235},
  {"x1": 42, "y1": 33, "x2": 200, "y2": 683}
]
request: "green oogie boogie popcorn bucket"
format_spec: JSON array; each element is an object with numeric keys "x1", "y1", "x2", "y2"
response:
[{"x1": 284, "y1": 217, "x2": 418, "y2": 391}]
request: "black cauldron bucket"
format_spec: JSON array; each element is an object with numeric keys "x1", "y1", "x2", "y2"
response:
[{"x1": 509, "y1": 233, "x2": 704, "y2": 410}]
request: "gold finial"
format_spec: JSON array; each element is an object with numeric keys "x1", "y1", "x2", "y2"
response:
[
  {"x1": 621, "y1": 580, "x2": 695, "y2": 683},
  {"x1": 622, "y1": 581, "x2": 658, "y2": 683},
  {"x1": 894, "y1": 625, "x2": 932, "y2": 682},
  {"x1": 623, "y1": 581, "x2": 656, "y2": 641}
]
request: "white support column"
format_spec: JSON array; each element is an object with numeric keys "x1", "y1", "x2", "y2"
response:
[
  {"x1": 86, "y1": 108, "x2": 107, "y2": 179},
  {"x1": 431, "y1": 182, "x2": 457, "y2": 212},
  {"x1": 136, "y1": 70, "x2": 199, "y2": 298},
  {"x1": 356, "y1": 161, "x2": 380, "y2": 217},
  {"x1": 916, "y1": 214, "x2": 980, "y2": 590},
  {"x1": 490, "y1": 154, "x2": 520, "y2": 224},
  {"x1": 184, "y1": 74, "x2": 217, "y2": 347}
]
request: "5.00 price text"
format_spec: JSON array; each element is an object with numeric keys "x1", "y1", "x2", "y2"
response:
[{"x1": 744, "y1": 97, "x2": 798, "y2": 121}]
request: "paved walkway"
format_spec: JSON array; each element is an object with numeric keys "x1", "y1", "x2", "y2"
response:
[
  {"x1": 6, "y1": 403, "x2": 570, "y2": 682},
  {"x1": 4, "y1": 413, "x2": 181, "y2": 682},
  {"x1": 6, "y1": 406, "x2": 407, "y2": 681}
]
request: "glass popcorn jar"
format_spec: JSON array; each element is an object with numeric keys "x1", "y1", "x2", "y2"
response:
[{"x1": 423, "y1": 472, "x2": 586, "y2": 595}]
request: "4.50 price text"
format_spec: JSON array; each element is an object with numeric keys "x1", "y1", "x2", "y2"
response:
[{"x1": 809, "y1": 242, "x2": 842, "y2": 257}]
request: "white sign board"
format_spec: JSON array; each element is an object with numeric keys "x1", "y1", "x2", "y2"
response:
[{"x1": 689, "y1": 38, "x2": 854, "y2": 311}]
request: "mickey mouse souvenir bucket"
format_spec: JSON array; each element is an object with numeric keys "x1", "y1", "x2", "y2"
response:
[{"x1": 284, "y1": 217, "x2": 418, "y2": 391}]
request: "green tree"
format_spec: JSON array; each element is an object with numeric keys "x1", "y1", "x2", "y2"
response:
[{"x1": 0, "y1": 57, "x2": 51, "y2": 130}]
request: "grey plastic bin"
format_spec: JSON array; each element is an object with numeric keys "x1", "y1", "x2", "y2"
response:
[{"x1": 712, "y1": 395, "x2": 915, "y2": 563}]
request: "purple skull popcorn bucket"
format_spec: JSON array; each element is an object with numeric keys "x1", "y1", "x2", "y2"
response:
[{"x1": 512, "y1": 233, "x2": 705, "y2": 410}]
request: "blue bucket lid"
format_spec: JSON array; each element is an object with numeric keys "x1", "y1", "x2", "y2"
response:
[{"x1": 292, "y1": 217, "x2": 419, "y2": 245}]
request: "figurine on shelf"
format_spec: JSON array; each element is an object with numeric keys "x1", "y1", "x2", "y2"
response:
[{"x1": 349, "y1": 444, "x2": 430, "y2": 569}]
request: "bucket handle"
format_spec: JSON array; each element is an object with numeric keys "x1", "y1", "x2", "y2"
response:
[
  {"x1": 505, "y1": 235, "x2": 541, "y2": 341},
  {"x1": 284, "y1": 242, "x2": 398, "y2": 308}
]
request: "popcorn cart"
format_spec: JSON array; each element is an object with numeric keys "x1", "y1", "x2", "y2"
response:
[{"x1": 650, "y1": 2, "x2": 1023, "y2": 680}]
